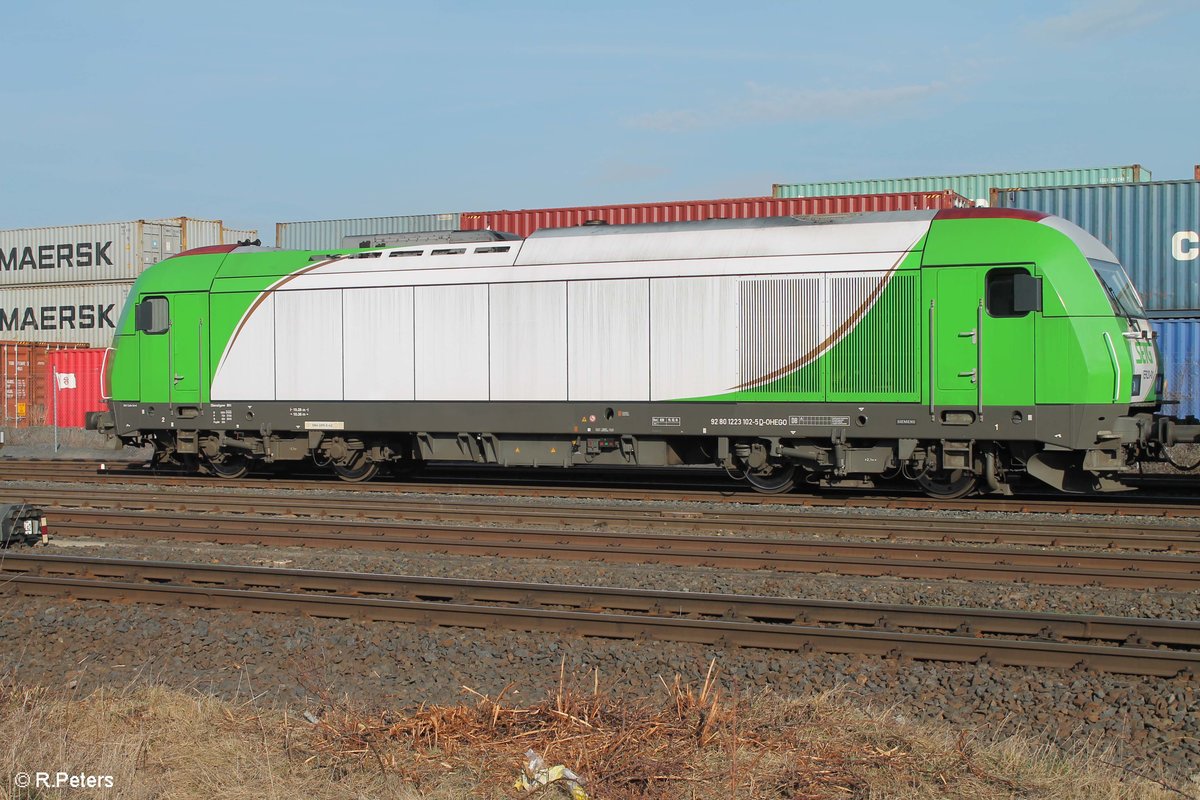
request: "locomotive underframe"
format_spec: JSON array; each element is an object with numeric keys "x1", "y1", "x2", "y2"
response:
[{"x1": 97, "y1": 399, "x2": 1154, "y2": 494}]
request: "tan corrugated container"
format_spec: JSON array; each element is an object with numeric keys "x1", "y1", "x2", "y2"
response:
[
  {"x1": 0, "y1": 220, "x2": 180, "y2": 286},
  {"x1": 0, "y1": 282, "x2": 131, "y2": 347},
  {"x1": 223, "y1": 228, "x2": 259, "y2": 245},
  {"x1": 0, "y1": 340, "x2": 87, "y2": 427},
  {"x1": 150, "y1": 218, "x2": 259, "y2": 248},
  {"x1": 276, "y1": 213, "x2": 460, "y2": 249},
  {"x1": 0, "y1": 217, "x2": 258, "y2": 287}
]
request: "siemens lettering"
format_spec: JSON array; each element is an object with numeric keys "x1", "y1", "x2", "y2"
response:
[
  {"x1": 0, "y1": 304, "x2": 115, "y2": 331},
  {"x1": 0, "y1": 241, "x2": 114, "y2": 272}
]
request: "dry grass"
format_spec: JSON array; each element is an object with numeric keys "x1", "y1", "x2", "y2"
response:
[{"x1": 0, "y1": 662, "x2": 1187, "y2": 799}]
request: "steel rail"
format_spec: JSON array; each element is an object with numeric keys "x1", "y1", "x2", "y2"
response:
[
  {"x1": 8, "y1": 485, "x2": 1200, "y2": 553},
  {"x1": 4, "y1": 552, "x2": 1197, "y2": 649},
  {"x1": 2, "y1": 458, "x2": 1198, "y2": 517},
  {"x1": 1, "y1": 556, "x2": 1194, "y2": 678},
  {"x1": 37, "y1": 507, "x2": 1200, "y2": 590}
]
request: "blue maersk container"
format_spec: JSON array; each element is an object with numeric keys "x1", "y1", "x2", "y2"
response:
[
  {"x1": 1151, "y1": 319, "x2": 1200, "y2": 420},
  {"x1": 994, "y1": 180, "x2": 1200, "y2": 419}
]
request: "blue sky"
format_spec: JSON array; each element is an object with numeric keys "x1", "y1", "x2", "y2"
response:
[{"x1": 2, "y1": 0, "x2": 1197, "y2": 243}]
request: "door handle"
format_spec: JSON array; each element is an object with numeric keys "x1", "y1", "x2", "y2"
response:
[
  {"x1": 173, "y1": 374, "x2": 185, "y2": 383},
  {"x1": 958, "y1": 369, "x2": 977, "y2": 383}
]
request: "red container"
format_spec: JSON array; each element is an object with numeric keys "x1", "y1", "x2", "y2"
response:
[
  {"x1": 44, "y1": 348, "x2": 107, "y2": 428},
  {"x1": 0, "y1": 341, "x2": 87, "y2": 427},
  {"x1": 461, "y1": 190, "x2": 972, "y2": 238}
]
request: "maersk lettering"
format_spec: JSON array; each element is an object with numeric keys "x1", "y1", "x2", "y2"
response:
[
  {"x1": 0, "y1": 304, "x2": 115, "y2": 331},
  {"x1": 0, "y1": 241, "x2": 114, "y2": 273}
]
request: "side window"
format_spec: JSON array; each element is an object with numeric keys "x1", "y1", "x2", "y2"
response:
[
  {"x1": 985, "y1": 268, "x2": 1037, "y2": 318},
  {"x1": 134, "y1": 296, "x2": 170, "y2": 334}
]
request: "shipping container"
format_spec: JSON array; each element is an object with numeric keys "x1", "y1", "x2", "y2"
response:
[
  {"x1": 992, "y1": 180, "x2": 1200, "y2": 313},
  {"x1": 460, "y1": 191, "x2": 971, "y2": 239},
  {"x1": 223, "y1": 228, "x2": 259, "y2": 245},
  {"x1": 0, "y1": 282, "x2": 131, "y2": 348},
  {"x1": 150, "y1": 217, "x2": 258, "y2": 250},
  {"x1": 0, "y1": 217, "x2": 257, "y2": 287},
  {"x1": 0, "y1": 341, "x2": 87, "y2": 427},
  {"x1": 1151, "y1": 319, "x2": 1200, "y2": 419},
  {"x1": 773, "y1": 165, "x2": 1150, "y2": 205},
  {"x1": 275, "y1": 213, "x2": 460, "y2": 250},
  {"x1": 44, "y1": 348, "x2": 106, "y2": 428},
  {"x1": 0, "y1": 220, "x2": 178, "y2": 287}
]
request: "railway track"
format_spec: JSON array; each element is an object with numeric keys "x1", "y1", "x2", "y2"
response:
[
  {"x1": 8, "y1": 481, "x2": 1200, "y2": 551},
  {"x1": 2, "y1": 553, "x2": 1194, "y2": 677},
  {"x1": 40, "y1": 507, "x2": 1200, "y2": 590},
  {"x1": 2, "y1": 457, "x2": 1198, "y2": 517}
]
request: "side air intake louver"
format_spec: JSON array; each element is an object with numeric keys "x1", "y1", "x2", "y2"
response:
[
  {"x1": 828, "y1": 272, "x2": 918, "y2": 398},
  {"x1": 738, "y1": 277, "x2": 821, "y2": 394}
]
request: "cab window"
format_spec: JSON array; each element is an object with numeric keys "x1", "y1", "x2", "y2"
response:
[
  {"x1": 135, "y1": 296, "x2": 170, "y2": 334},
  {"x1": 986, "y1": 267, "x2": 1039, "y2": 317}
]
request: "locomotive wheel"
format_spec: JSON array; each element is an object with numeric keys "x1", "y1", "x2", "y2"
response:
[
  {"x1": 204, "y1": 453, "x2": 249, "y2": 479},
  {"x1": 745, "y1": 464, "x2": 796, "y2": 494},
  {"x1": 332, "y1": 454, "x2": 380, "y2": 483},
  {"x1": 916, "y1": 469, "x2": 978, "y2": 499}
]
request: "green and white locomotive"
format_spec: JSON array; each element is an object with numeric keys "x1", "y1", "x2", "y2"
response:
[{"x1": 90, "y1": 207, "x2": 1198, "y2": 496}]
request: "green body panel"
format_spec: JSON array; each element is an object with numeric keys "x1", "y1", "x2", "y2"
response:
[
  {"x1": 690, "y1": 266, "x2": 923, "y2": 403},
  {"x1": 135, "y1": 292, "x2": 208, "y2": 403},
  {"x1": 923, "y1": 265, "x2": 1036, "y2": 408},
  {"x1": 690, "y1": 244, "x2": 926, "y2": 404},
  {"x1": 110, "y1": 249, "x2": 313, "y2": 403},
  {"x1": 924, "y1": 218, "x2": 1132, "y2": 406},
  {"x1": 111, "y1": 253, "x2": 228, "y2": 403}
]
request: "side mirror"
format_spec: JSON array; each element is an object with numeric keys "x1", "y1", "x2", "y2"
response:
[
  {"x1": 134, "y1": 300, "x2": 153, "y2": 332},
  {"x1": 1012, "y1": 273, "x2": 1042, "y2": 314}
]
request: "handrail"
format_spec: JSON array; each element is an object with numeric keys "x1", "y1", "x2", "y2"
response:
[
  {"x1": 928, "y1": 300, "x2": 935, "y2": 419},
  {"x1": 100, "y1": 346, "x2": 114, "y2": 401},
  {"x1": 976, "y1": 300, "x2": 984, "y2": 418},
  {"x1": 1103, "y1": 332, "x2": 1121, "y2": 403}
]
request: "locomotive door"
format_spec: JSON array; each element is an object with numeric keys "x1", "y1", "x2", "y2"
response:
[
  {"x1": 926, "y1": 266, "x2": 1036, "y2": 414},
  {"x1": 929, "y1": 268, "x2": 982, "y2": 410},
  {"x1": 136, "y1": 292, "x2": 209, "y2": 406},
  {"x1": 167, "y1": 292, "x2": 208, "y2": 404}
]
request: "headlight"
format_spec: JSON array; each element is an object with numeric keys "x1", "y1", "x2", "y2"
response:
[{"x1": 1131, "y1": 375, "x2": 1142, "y2": 396}]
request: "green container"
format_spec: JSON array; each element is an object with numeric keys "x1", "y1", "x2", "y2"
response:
[{"x1": 772, "y1": 165, "x2": 1151, "y2": 204}]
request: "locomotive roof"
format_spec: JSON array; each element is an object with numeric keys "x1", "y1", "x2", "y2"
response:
[{"x1": 525, "y1": 209, "x2": 942, "y2": 238}]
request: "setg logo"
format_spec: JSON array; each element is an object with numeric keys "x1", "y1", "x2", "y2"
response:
[{"x1": 1173, "y1": 231, "x2": 1199, "y2": 261}]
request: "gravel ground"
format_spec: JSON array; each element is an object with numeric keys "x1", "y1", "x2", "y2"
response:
[
  {"x1": 37, "y1": 535, "x2": 1200, "y2": 622},
  {"x1": 0, "y1": 596, "x2": 1195, "y2": 786},
  {"x1": 4, "y1": 431, "x2": 1200, "y2": 785},
  {"x1": 0, "y1": 426, "x2": 148, "y2": 461}
]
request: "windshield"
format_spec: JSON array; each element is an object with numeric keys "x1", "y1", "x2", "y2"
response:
[{"x1": 1089, "y1": 259, "x2": 1145, "y2": 319}]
